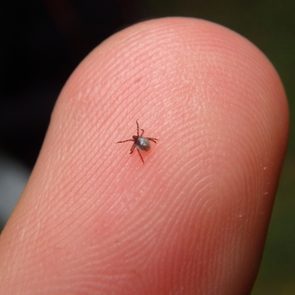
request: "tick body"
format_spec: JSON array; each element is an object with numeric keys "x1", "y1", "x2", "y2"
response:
[{"x1": 117, "y1": 120, "x2": 158, "y2": 163}]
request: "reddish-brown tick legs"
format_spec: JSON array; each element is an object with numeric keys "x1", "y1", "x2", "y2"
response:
[
  {"x1": 137, "y1": 149, "x2": 144, "y2": 164},
  {"x1": 116, "y1": 121, "x2": 158, "y2": 163},
  {"x1": 130, "y1": 143, "x2": 136, "y2": 154},
  {"x1": 136, "y1": 120, "x2": 140, "y2": 136},
  {"x1": 147, "y1": 137, "x2": 158, "y2": 143}
]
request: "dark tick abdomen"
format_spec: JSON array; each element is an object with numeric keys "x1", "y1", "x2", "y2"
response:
[{"x1": 137, "y1": 137, "x2": 150, "y2": 151}]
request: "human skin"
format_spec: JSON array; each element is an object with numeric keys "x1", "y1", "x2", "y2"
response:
[{"x1": 0, "y1": 17, "x2": 289, "y2": 294}]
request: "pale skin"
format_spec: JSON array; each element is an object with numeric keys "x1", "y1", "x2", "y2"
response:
[{"x1": 0, "y1": 18, "x2": 289, "y2": 294}]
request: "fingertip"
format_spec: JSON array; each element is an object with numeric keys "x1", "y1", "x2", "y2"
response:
[{"x1": 0, "y1": 17, "x2": 289, "y2": 295}]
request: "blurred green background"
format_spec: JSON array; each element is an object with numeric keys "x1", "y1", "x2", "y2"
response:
[
  {"x1": 1, "y1": 1, "x2": 294, "y2": 294},
  {"x1": 144, "y1": 1, "x2": 295, "y2": 294}
]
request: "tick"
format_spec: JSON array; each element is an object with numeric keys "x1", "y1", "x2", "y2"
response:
[{"x1": 117, "y1": 120, "x2": 158, "y2": 163}]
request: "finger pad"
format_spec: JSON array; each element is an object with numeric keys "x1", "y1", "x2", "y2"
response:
[{"x1": 0, "y1": 17, "x2": 288, "y2": 295}]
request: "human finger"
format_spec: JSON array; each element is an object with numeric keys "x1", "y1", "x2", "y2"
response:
[{"x1": 0, "y1": 17, "x2": 288, "y2": 295}]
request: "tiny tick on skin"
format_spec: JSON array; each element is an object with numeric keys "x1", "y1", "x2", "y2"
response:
[{"x1": 117, "y1": 120, "x2": 158, "y2": 163}]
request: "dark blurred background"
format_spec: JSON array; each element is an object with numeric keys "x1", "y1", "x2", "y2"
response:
[{"x1": 0, "y1": 1, "x2": 294, "y2": 294}]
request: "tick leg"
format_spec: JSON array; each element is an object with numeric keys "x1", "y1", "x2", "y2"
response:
[
  {"x1": 140, "y1": 128, "x2": 145, "y2": 136},
  {"x1": 130, "y1": 143, "x2": 136, "y2": 154},
  {"x1": 146, "y1": 137, "x2": 158, "y2": 143},
  {"x1": 136, "y1": 120, "x2": 140, "y2": 136},
  {"x1": 117, "y1": 139, "x2": 134, "y2": 143},
  {"x1": 137, "y1": 149, "x2": 144, "y2": 164}
]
